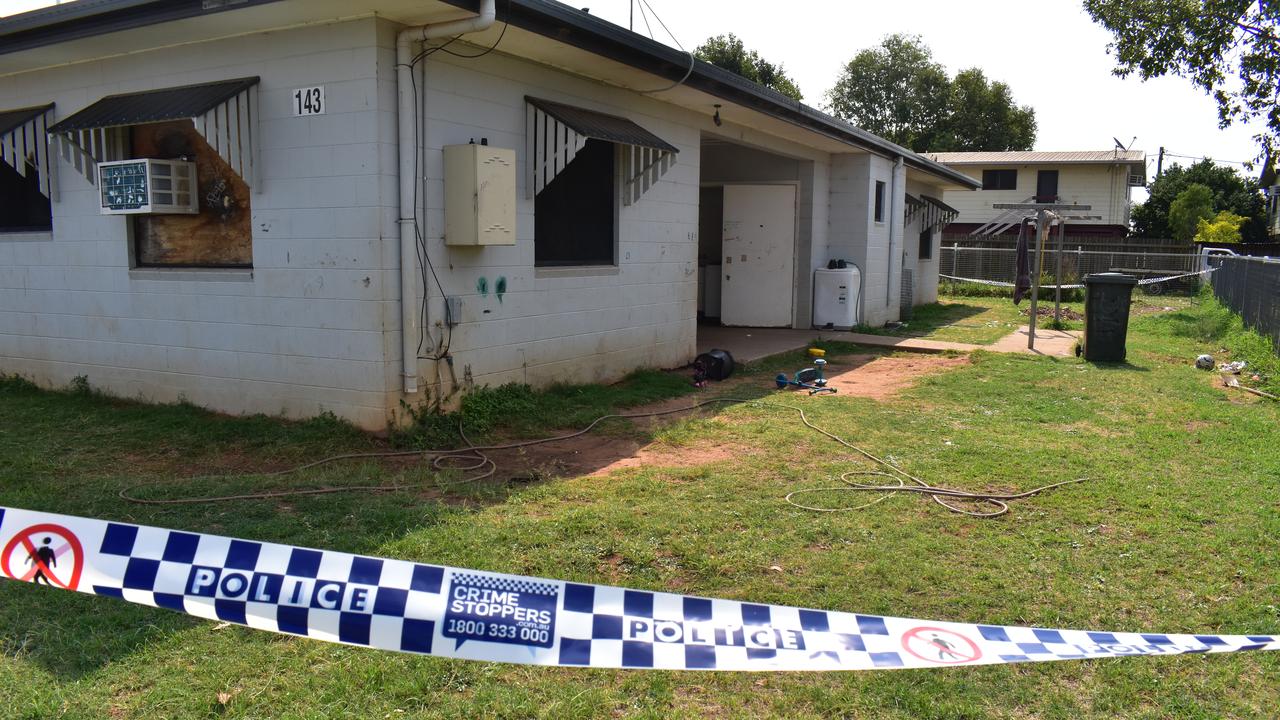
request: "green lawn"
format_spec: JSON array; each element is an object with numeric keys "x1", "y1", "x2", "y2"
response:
[
  {"x1": 1, "y1": 294, "x2": 1278, "y2": 719},
  {"x1": 856, "y1": 293, "x2": 1195, "y2": 346}
]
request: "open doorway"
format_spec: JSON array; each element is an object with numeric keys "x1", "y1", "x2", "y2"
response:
[{"x1": 697, "y1": 136, "x2": 810, "y2": 339}]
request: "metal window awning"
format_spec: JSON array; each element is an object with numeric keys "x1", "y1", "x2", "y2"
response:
[
  {"x1": 525, "y1": 96, "x2": 678, "y2": 205},
  {"x1": 0, "y1": 103, "x2": 56, "y2": 200},
  {"x1": 920, "y1": 195, "x2": 959, "y2": 232},
  {"x1": 904, "y1": 193, "x2": 926, "y2": 225},
  {"x1": 47, "y1": 77, "x2": 260, "y2": 190}
]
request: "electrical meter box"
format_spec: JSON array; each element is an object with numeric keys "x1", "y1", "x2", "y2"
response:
[
  {"x1": 98, "y1": 158, "x2": 198, "y2": 215},
  {"x1": 444, "y1": 144, "x2": 516, "y2": 246}
]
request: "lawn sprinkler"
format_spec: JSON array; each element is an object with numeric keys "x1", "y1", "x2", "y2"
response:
[{"x1": 776, "y1": 358, "x2": 837, "y2": 395}]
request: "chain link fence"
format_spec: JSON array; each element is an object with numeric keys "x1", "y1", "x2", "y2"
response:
[
  {"x1": 939, "y1": 244, "x2": 1207, "y2": 295},
  {"x1": 1208, "y1": 255, "x2": 1280, "y2": 353}
]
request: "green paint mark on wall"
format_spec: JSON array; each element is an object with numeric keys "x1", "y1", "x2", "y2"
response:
[
  {"x1": 476, "y1": 277, "x2": 489, "y2": 297},
  {"x1": 495, "y1": 276, "x2": 507, "y2": 303}
]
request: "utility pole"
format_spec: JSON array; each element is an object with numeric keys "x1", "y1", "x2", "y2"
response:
[
  {"x1": 1156, "y1": 146, "x2": 1164, "y2": 180},
  {"x1": 630, "y1": 0, "x2": 634, "y2": 30}
]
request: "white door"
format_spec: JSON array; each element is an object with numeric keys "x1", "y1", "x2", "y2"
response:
[{"x1": 720, "y1": 184, "x2": 796, "y2": 327}]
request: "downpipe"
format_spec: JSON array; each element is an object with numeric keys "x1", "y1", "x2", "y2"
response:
[
  {"x1": 396, "y1": 0, "x2": 497, "y2": 394},
  {"x1": 885, "y1": 155, "x2": 905, "y2": 310}
]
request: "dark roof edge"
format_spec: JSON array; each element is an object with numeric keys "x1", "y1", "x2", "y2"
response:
[
  {"x1": 0, "y1": 0, "x2": 289, "y2": 56},
  {"x1": 442, "y1": 0, "x2": 980, "y2": 189}
]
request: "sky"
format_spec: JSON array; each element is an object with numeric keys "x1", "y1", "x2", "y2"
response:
[
  {"x1": 2, "y1": 0, "x2": 1268, "y2": 191},
  {"x1": 592, "y1": 0, "x2": 1267, "y2": 194}
]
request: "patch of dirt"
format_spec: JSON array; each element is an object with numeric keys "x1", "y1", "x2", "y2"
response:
[
  {"x1": 480, "y1": 432, "x2": 753, "y2": 482},
  {"x1": 822, "y1": 353, "x2": 971, "y2": 400},
  {"x1": 1184, "y1": 421, "x2": 1215, "y2": 432},
  {"x1": 1021, "y1": 306, "x2": 1084, "y2": 321},
  {"x1": 1131, "y1": 303, "x2": 1183, "y2": 316}
]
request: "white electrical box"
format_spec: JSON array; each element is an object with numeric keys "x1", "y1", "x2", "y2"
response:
[
  {"x1": 812, "y1": 267, "x2": 861, "y2": 329},
  {"x1": 98, "y1": 158, "x2": 198, "y2": 215},
  {"x1": 444, "y1": 144, "x2": 516, "y2": 246}
]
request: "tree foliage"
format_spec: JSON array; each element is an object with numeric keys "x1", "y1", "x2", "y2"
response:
[
  {"x1": 1131, "y1": 159, "x2": 1269, "y2": 240},
  {"x1": 1168, "y1": 184, "x2": 1216, "y2": 242},
  {"x1": 1195, "y1": 210, "x2": 1248, "y2": 243},
  {"x1": 694, "y1": 34, "x2": 803, "y2": 101},
  {"x1": 1084, "y1": 0, "x2": 1279, "y2": 158},
  {"x1": 824, "y1": 34, "x2": 1036, "y2": 152}
]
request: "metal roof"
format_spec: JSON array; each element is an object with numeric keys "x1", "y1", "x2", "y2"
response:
[
  {"x1": 922, "y1": 150, "x2": 1147, "y2": 166},
  {"x1": 526, "y1": 96, "x2": 678, "y2": 153},
  {"x1": 1, "y1": 0, "x2": 980, "y2": 190},
  {"x1": 47, "y1": 77, "x2": 259, "y2": 133},
  {"x1": 0, "y1": 103, "x2": 53, "y2": 136}
]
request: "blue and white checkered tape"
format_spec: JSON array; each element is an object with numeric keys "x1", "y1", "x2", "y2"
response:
[{"x1": 1, "y1": 506, "x2": 1276, "y2": 671}]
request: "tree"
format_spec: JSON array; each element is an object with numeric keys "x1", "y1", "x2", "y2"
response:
[
  {"x1": 1084, "y1": 0, "x2": 1279, "y2": 159},
  {"x1": 942, "y1": 69, "x2": 1038, "y2": 152},
  {"x1": 824, "y1": 34, "x2": 1036, "y2": 152},
  {"x1": 694, "y1": 34, "x2": 803, "y2": 101},
  {"x1": 1195, "y1": 210, "x2": 1248, "y2": 243},
  {"x1": 1131, "y1": 159, "x2": 1269, "y2": 240},
  {"x1": 1168, "y1": 184, "x2": 1216, "y2": 241}
]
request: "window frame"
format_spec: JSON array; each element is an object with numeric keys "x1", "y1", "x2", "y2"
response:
[
  {"x1": 981, "y1": 169, "x2": 1018, "y2": 191},
  {"x1": 533, "y1": 138, "x2": 621, "y2": 269},
  {"x1": 918, "y1": 227, "x2": 934, "y2": 260},
  {"x1": 874, "y1": 180, "x2": 886, "y2": 223}
]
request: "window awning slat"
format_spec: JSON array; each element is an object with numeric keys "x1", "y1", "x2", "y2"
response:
[
  {"x1": 0, "y1": 103, "x2": 56, "y2": 200},
  {"x1": 48, "y1": 77, "x2": 259, "y2": 190},
  {"x1": 920, "y1": 194, "x2": 959, "y2": 232},
  {"x1": 525, "y1": 96, "x2": 677, "y2": 205}
]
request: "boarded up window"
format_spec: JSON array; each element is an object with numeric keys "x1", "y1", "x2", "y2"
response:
[{"x1": 131, "y1": 120, "x2": 252, "y2": 267}]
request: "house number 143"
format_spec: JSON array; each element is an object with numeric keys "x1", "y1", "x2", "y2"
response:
[{"x1": 292, "y1": 86, "x2": 326, "y2": 116}]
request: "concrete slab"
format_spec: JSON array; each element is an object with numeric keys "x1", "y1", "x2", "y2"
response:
[
  {"x1": 696, "y1": 324, "x2": 1081, "y2": 364},
  {"x1": 991, "y1": 325, "x2": 1080, "y2": 357},
  {"x1": 696, "y1": 326, "x2": 980, "y2": 363}
]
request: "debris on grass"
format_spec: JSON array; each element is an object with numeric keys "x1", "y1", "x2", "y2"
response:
[{"x1": 1021, "y1": 306, "x2": 1083, "y2": 321}]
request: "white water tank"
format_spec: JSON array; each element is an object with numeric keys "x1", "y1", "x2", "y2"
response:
[{"x1": 812, "y1": 267, "x2": 861, "y2": 329}]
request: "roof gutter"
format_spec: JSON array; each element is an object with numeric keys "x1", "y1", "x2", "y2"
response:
[
  {"x1": 437, "y1": 0, "x2": 980, "y2": 189},
  {"x1": 0, "y1": 0, "x2": 289, "y2": 55}
]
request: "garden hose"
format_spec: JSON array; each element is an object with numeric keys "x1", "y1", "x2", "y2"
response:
[{"x1": 119, "y1": 398, "x2": 1085, "y2": 518}]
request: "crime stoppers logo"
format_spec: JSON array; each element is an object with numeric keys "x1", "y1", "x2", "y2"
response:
[
  {"x1": 442, "y1": 573, "x2": 557, "y2": 650},
  {"x1": 1, "y1": 523, "x2": 85, "y2": 591}
]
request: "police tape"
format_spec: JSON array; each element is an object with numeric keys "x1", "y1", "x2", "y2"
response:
[
  {"x1": 939, "y1": 267, "x2": 1218, "y2": 290},
  {"x1": 2, "y1": 506, "x2": 1276, "y2": 671}
]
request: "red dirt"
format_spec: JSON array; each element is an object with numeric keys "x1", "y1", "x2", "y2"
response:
[{"x1": 822, "y1": 353, "x2": 971, "y2": 400}]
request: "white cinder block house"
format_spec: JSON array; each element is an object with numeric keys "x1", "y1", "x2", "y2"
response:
[
  {"x1": 0, "y1": 0, "x2": 978, "y2": 429},
  {"x1": 923, "y1": 150, "x2": 1146, "y2": 237}
]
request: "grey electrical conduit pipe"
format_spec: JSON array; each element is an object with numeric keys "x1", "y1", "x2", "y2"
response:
[
  {"x1": 397, "y1": 0, "x2": 498, "y2": 394},
  {"x1": 119, "y1": 397, "x2": 1086, "y2": 519}
]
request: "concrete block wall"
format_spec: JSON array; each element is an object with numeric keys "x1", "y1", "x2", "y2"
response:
[
  {"x1": 829, "y1": 153, "x2": 904, "y2": 327},
  {"x1": 905, "y1": 178, "x2": 946, "y2": 307},
  {"x1": 382, "y1": 19, "x2": 703, "y2": 402},
  {"x1": 0, "y1": 18, "x2": 396, "y2": 428}
]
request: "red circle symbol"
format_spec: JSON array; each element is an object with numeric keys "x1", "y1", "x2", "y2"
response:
[
  {"x1": 1, "y1": 523, "x2": 85, "y2": 591},
  {"x1": 901, "y1": 626, "x2": 983, "y2": 665}
]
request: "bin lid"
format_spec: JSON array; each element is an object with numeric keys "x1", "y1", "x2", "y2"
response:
[{"x1": 1084, "y1": 272, "x2": 1138, "y2": 286}]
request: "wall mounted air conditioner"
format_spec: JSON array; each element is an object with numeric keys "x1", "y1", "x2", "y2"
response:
[{"x1": 98, "y1": 158, "x2": 198, "y2": 215}]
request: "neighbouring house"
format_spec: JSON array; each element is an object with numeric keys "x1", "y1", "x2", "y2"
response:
[
  {"x1": 922, "y1": 150, "x2": 1146, "y2": 237},
  {"x1": 0, "y1": 0, "x2": 978, "y2": 429}
]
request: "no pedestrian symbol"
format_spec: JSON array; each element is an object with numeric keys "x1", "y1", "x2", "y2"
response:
[
  {"x1": 901, "y1": 626, "x2": 982, "y2": 665},
  {"x1": 1, "y1": 523, "x2": 84, "y2": 591}
]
